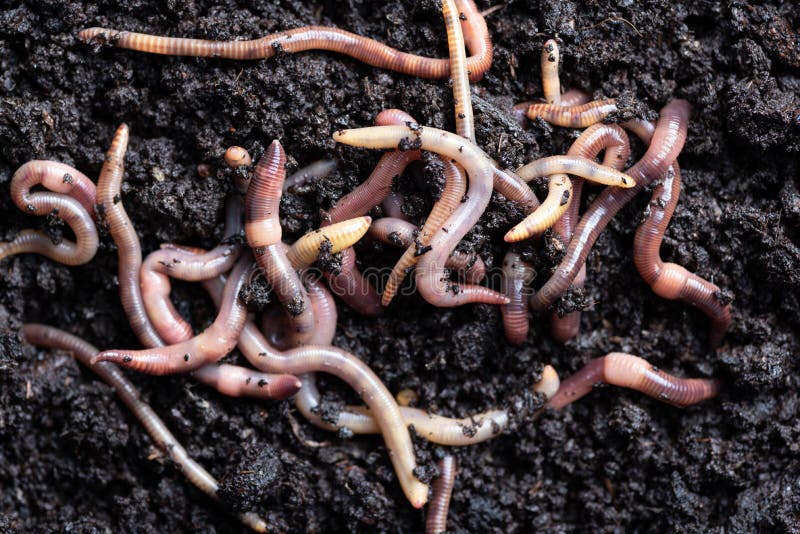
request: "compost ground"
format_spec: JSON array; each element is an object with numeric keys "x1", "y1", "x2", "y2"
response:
[{"x1": 1, "y1": 0, "x2": 799, "y2": 532}]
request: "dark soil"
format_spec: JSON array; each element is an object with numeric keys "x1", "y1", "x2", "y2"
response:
[{"x1": 1, "y1": 0, "x2": 799, "y2": 532}]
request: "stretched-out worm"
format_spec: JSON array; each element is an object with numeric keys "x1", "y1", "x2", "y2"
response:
[
  {"x1": 246, "y1": 141, "x2": 315, "y2": 344},
  {"x1": 443, "y1": 0, "x2": 474, "y2": 142},
  {"x1": 368, "y1": 217, "x2": 486, "y2": 285},
  {"x1": 192, "y1": 363, "x2": 301, "y2": 400},
  {"x1": 334, "y1": 124, "x2": 509, "y2": 306},
  {"x1": 283, "y1": 159, "x2": 339, "y2": 192},
  {"x1": 633, "y1": 163, "x2": 732, "y2": 347},
  {"x1": 512, "y1": 88, "x2": 591, "y2": 127},
  {"x1": 78, "y1": 0, "x2": 492, "y2": 81},
  {"x1": 530, "y1": 100, "x2": 692, "y2": 313},
  {"x1": 426, "y1": 456, "x2": 457, "y2": 534},
  {"x1": 500, "y1": 250, "x2": 537, "y2": 345},
  {"x1": 547, "y1": 352, "x2": 721, "y2": 409},
  {"x1": 21, "y1": 323, "x2": 269, "y2": 532},
  {"x1": 550, "y1": 123, "x2": 631, "y2": 342},
  {"x1": 94, "y1": 254, "x2": 254, "y2": 374},
  {"x1": 1, "y1": 161, "x2": 99, "y2": 265},
  {"x1": 95, "y1": 124, "x2": 165, "y2": 348}
]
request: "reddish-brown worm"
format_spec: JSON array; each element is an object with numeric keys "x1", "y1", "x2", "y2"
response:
[
  {"x1": 530, "y1": 99, "x2": 692, "y2": 312},
  {"x1": 426, "y1": 456, "x2": 457, "y2": 534},
  {"x1": 369, "y1": 217, "x2": 486, "y2": 285},
  {"x1": 443, "y1": 0, "x2": 474, "y2": 142},
  {"x1": 512, "y1": 88, "x2": 591, "y2": 128},
  {"x1": 547, "y1": 352, "x2": 721, "y2": 409},
  {"x1": 93, "y1": 254, "x2": 254, "y2": 374},
  {"x1": 1, "y1": 161, "x2": 99, "y2": 266},
  {"x1": 334, "y1": 124, "x2": 509, "y2": 306},
  {"x1": 246, "y1": 140, "x2": 316, "y2": 344},
  {"x1": 283, "y1": 159, "x2": 339, "y2": 192},
  {"x1": 633, "y1": 162, "x2": 732, "y2": 347},
  {"x1": 201, "y1": 281, "x2": 429, "y2": 508},
  {"x1": 21, "y1": 323, "x2": 269, "y2": 532},
  {"x1": 95, "y1": 124, "x2": 165, "y2": 348},
  {"x1": 141, "y1": 195, "x2": 244, "y2": 344},
  {"x1": 224, "y1": 146, "x2": 252, "y2": 193},
  {"x1": 78, "y1": 0, "x2": 492, "y2": 82},
  {"x1": 500, "y1": 250, "x2": 537, "y2": 345},
  {"x1": 323, "y1": 247, "x2": 385, "y2": 317},
  {"x1": 526, "y1": 98, "x2": 618, "y2": 128},
  {"x1": 382, "y1": 190, "x2": 409, "y2": 220},
  {"x1": 550, "y1": 123, "x2": 631, "y2": 343}
]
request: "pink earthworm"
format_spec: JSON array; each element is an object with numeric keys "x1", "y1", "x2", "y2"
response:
[
  {"x1": 368, "y1": 217, "x2": 486, "y2": 285},
  {"x1": 530, "y1": 100, "x2": 692, "y2": 313},
  {"x1": 382, "y1": 190, "x2": 408, "y2": 220},
  {"x1": 512, "y1": 88, "x2": 591, "y2": 127},
  {"x1": 201, "y1": 281, "x2": 428, "y2": 508},
  {"x1": 93, "y1": 254, "x2": 254, "y2": 374},
  {"x1": 21, "y1": 323, "x2": 269, "y2": 532},
  {"x1": 500, "y1": 250, "x2": 537, "y2": 345},
  {"x1": 547, "y1": 353, "x2": 721, "y2": 409},
  {"x1": 95, "y1": 124, "x2": 165, "y2": 348},
  {"x1": 192, "y1": 363, "x2": 301, "y2": 400},
  {"x1": 550, "y1": 123, "x2": 631, "y2": 343},
  {"x1": 323, "y1": 247, "x2": 384, "y2": 317},
  {"x1": 1, "y1": 161, "x2": 99, "y2": 265},
  {"x1": 283, "y1": 159, "x2": 339, "y2": 192},
  {"x1": 78, "y1": 0, "x2": 492, "y2": 81},
  {"x1": 246, "y1": 140, "x2": 315, "y2": 344},
  {"x1": 633, "y1": 162, "x2": 732, "y2": 347},
  {"x1": 334, "y1": 124, "x2": 509, "y2": 306},
  {"x1": 141, "y1": 195, "x2": 244, "y2": 344},
  {"x1": 426, "y1": 456, "x2": 457, "y2": 534}
]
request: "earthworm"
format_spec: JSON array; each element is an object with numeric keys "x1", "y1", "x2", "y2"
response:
[
  {"x1": 283, "y1": 159, "x2": 339, "y2": 192},
  {"x1": 505, "y1": 154, "x2": 635, "y2": 242},
  {"x1": 78, "y1": 0, "x2": 492, "y2": 82},
  {"x1": 323, "y1": 247, "x2": 384, "y2": 317},
  {"x1": 246, "y1": 141, "x2": 315, "y2": 344},
  {"x1": 192, "y1": 363, "x2": 301, "y2": 400},
  {"x1": 225, "y1": 312, "x2": 429, "y2": 507},
  {"x1": 530, "y1": 99, "x2": 692, "y2": 312},
  {"x1": 93, "y1": 254, "x2": 253, "y2": 374},
  {"x1": 443, "y1": 0, "x2": 474, "y2": 142},
  {"x1": 334, "y1": 124, "x2": 509, "y2": 306},
  {"x1": 369, "y1": 217, "x2": 486, "y2": 285},
  {"x1": 500, "y1": 250, "x2": 537, "y2": 345},
  {"x1": 534, "y1": 364, "x2": 561, "y2": 399},
  {"x1": 504, "y1": 173, "x2": 572, "y2": 242},
  {"x1": 512, "y1": 88, "x2": 591, "y2": 127},
  {"x1": 141, "y1": 195, "x2": 244, "y2": 344},
  {"x1": 381, "y1": 158, "x2": 474, "y2": 304},
  {"x1": 224, "y1": 146, "x2": 252, "y2": 193},
  {"x1": 426, "y1": 456, "x2": 456, "y2": 534},
  {"x1": 547, "y1": 352, "x2": 721, "y2": 409},
  {"x1": 515, "y1": 155, "x2": 635, "y2": 189},
  {"x1": 550, "y1": 123, "x2": 631, "y2": 342},
  {"x1": 526, "y1": 98, "x2": 617, "y2": 128},
  {"x1": 633, "y1": 162, "x2": 732, "y2": 347},
  {"x1": 382, "y1": 190, "x2": 408, "y2": 220},
  {"x1": 285, "y1": 216, "x2": 372, "y2": 269},
  {"x1": 541, "y1": 39, "x2": 561, "y2": 105},
  {"x1": 21, "y1": 323, "x2": 268, "y2": 532},
  {"x1": 1, "y1": 161, "x2": 99, "y2": 266},
  {"x1": 95, "y1": 124, "x2": 165, "y2": 348}
]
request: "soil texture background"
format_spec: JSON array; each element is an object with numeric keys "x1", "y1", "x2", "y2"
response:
[{"x1": 1, "y1": 0, "x2": 799, "y2": 532}]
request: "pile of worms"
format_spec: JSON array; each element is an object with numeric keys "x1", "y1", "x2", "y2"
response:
[{"x1": 1, "y1": 0, "x2": 733, "y2": 531}]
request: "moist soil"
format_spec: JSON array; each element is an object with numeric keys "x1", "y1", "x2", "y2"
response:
[{"x1": 1, "y1": 1, "x2": 799, "y2": 532}]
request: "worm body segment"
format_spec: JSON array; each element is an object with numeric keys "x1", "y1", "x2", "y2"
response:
[{"x1": 426, "y1": 456, "x2": 457, "y2": 534}]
